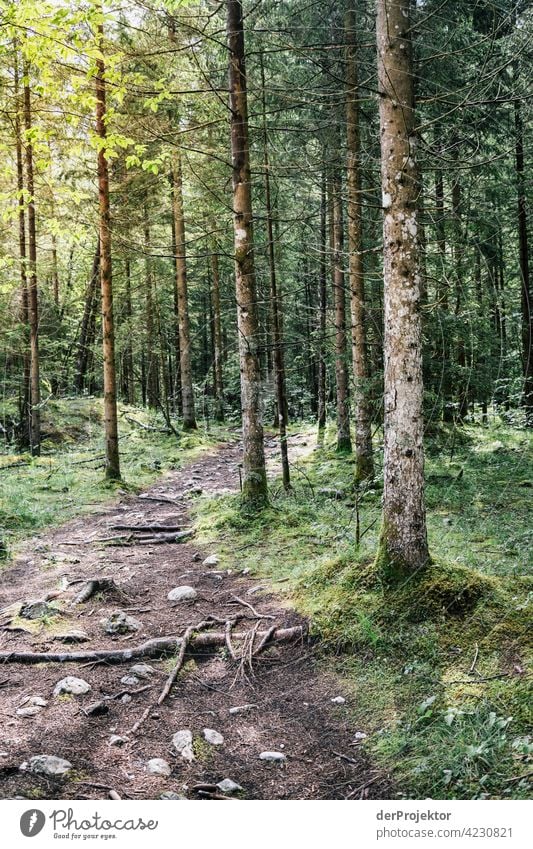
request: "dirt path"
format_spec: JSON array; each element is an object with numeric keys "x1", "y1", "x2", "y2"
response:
[{"x1": 0, "y1": 436, "x2": 389, "y2": 800}]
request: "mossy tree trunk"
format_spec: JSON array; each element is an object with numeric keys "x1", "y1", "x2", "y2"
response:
[
  {"x1": 227, "y1": 0, "x2": 268, "y2": 507},
  {"x1": 375, "y1": 0, "x2": 429, "y2": 579},
  {"x1": 331, "y1": 164, "x2": 352, "y2": 454}
]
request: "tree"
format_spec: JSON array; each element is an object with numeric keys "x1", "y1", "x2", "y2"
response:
[
  {"x1": 375, "y1": 0, "x2": 429, "y2": 579},
  {"x1": 227, "y1": 0, "x2": 268, "y2": 506}
]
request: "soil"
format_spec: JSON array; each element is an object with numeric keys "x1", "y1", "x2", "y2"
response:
[{"x1": 0, "y1": 435, "x2": 391, "y2": 801}]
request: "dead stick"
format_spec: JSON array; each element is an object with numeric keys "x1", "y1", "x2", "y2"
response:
[
  {"x1": 253, "y1": 625, "x2": 276, "y2": 656},
  {"x1": 157, "y1": 620, "x2": 213, "y2": 705},
  {"x1": 230, "y1": 594, "x2": 275, "y2": 620}
]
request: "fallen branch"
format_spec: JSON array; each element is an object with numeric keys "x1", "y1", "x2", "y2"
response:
[
  {"x1": 124, "y1": 415, "x2": 172, "y2": 434},
  {"x1": 0, "y1": 625, "x2": 306, "y2": 665},
  {"x1": 230, "y1": 594, "x2": 275, "y2": 621},
  {"x1": 110, "y1": 524, "x2": 182, "y2": 533}
]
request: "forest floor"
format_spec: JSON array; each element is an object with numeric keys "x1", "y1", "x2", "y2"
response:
[{"x1": 0, "y1": 432, "x2": 390, "y2": 801}]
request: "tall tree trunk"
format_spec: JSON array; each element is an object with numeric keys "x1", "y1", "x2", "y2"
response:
[
  {"x1": 95, "y1": 15, "x2": 120, "y2": 480},
  {"x1": 171, "y1": 150, "x2": 197, "y2": 429},
  {"x1": 375, "y1": 0, "x2": 429, "y2": 579},
  {"x1": 14, "y1": 45, "x2": 30, "y2": 447},
  {"x1": 75, "y1": 240, "x2": 100, "y2": 393},
  {"x1": 261, "y1": 54, "x2": 290, "y2": 489},
  {"x1": 227, "y1": 0, "x2": 267, "y2": 507},
  {"x1": 345, "y1": 7, "x2": 374, "y2": 481},
  {"x1": 144, "y1": 201, "x2": 159, "y2": 409},
  {"x1": 515, "y1": 98, "x2": 532, "y2": 425},
  {"x1": 23, "y1": 63, "x2": 41, "y2": 456},
  {"x1": 317, "y1": 169, "x2": 327, "y2": 437},
  {"x1": 331, "y1": 166, "x2": 352, "y2": 453},
  {"x1": 51, "y1": 234, "x2": 60, "y2": 307},
  {"x1": 122, "y1": 257, "x2": 134, "y2": 404},
  {"x1": 210, "y1": 246, "x2": 225, "y2": 421},
  {"x1": 169, "y1": 188, "x2": 182, "y2": 416}
]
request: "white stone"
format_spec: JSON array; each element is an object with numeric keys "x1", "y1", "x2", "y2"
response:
[
  {"x1": 331, "y1": 696, "x2": 346, "y2": 704},
  {"x1": 146, "y1": 758, "x2": 171, "y2": 777},
  {"x1": 259, "y1": 751, "x2": 286, "y2": 762},
  {"x1": 203, "y1": 728, "x2": 224, "y2": 745},
  {"x1": 228, "y1": 704, "x2": 257, "y2": 715},
  {"x1": 109, "y1": 735, "x2": 128, "y2": 746},
  {"x1": 53, "y1": 676, "x2": 91, "y2": 697},
  {"x1": 120, "y1": 675, "x2": 139, "y2": 686},
  {"x1": 167, "y1": 585, "x2": 198, "y2": 603},
  {"x1": 16, "y1": 706, "x2": 42, "y2": 717},
  {"x1": 28, "y1": 755, "x2": 72, "y2": 777},
  {"x1": 129, "y1": 663, "x2": 155, "y2": 679},
  {"x1": 172, "y1": 730, "x2": 194, "y2": 762},
  {"x1": 202, "y1": 554, "x2": 219, "y2": 567},
  {"x1": 217, "y1": 778, "x2": 243, "y2": 795}
]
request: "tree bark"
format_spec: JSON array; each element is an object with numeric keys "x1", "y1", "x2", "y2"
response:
[
  {"x1": 95, "y1": 14, "x2": 120, "y2": 480},
  {"x1": 375, "y1": 0, "x2": 429, "y2": 579},
  {"x1": 317, "y1": 169, "x2": 327, "y2": 437},
  {"x1": 171, "y1": 150, "x2": 197, "y2": 429},
  {"x1": 227, "y1": 0, "x2": 268, "y2": 507},
  {"x1": 210, "y1": 246, "x2": 225, "y2": 421},
  {"x1": 515, "y1": 98, "x2": 532, "y2": 425},
  {"x1": 331, "y1": 166, "x2": 352, "y2": 453},
  {"x1": 143, "y1": 200, "x2": 159, "y2": 409},
  {"x1": 23, "y1": 63, "x2": 41, "y2": 456},
  {"x1": 14, "y1": 45, "x2": 30, "y2": 447},
  {"x1": 75, "y1": 240, "x2": 100, "y2": 393},
  {"x1": 345, "y1": 7, "x2": 374, "y2": 480}
]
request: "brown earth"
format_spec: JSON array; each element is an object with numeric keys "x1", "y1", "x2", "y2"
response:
[{"x1": 0, "y1": 436, "x2": 391, "y2": 801}]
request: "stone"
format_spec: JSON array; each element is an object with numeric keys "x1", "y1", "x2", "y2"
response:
[
  {"x1": 120, "y1": 675, "x2": 139, "y2": 686},
  {"x1": 146, "y1": 758, "x2": 171, "y2": 777},
  {"x1": 217, "y1": 778, "x2": 243, "y2": 795},
  {"x1": 16, "y1": 706, "x2": 42, "y2": 718},
  {"x1": 52, "y1": 630, "x2": 90, "y2": 643},
  {"x1": 109, "y1": 735, "x2": 128, "y2": 746},
  {"x1": 23, "y1": 697, "x2": 48, "y2": 708},
  {"x1": 19, "y1": 600, "x2": 58, "y2": 620},
  {"x1": 203, "y1": 728, "x2": 224, "y2": 745},
  {"x1": 101, "y1": 612, "x2": 141, "y2": 635},
  {"x1": 129, "y1": 663, "x2": 155, "y2": 679},
  {"x1": 121, "y1": 695, "x2": 132, "y2": 705},
  {"x1": 228, "y1": 704, "x2": 257, "y2": 715},
  {"x1": 353, "y1": 732, "x2": 367, "y2": 742},
  {"x1": 85, "y1": 701, "x2": 109, "y2": 717},
  {"x1": 259, "y1": 751, "x2": 286, "y2": 763},
  {"x1": 28, "y1": 755, "x2": 72, "y2": 777},
  {"x1": 172, "y1": 730, "x2": 194, "y2": 762},
  {"x1": 330, "y1": 696, "x2": 346, "y2": 704},
  {"x1": 167, "y1": 585, "x2": 197, "y2": 603},
  {"x1": 159, "y1": 792, "x2": 186, "y2": 800},
  {"x1": 192, "y1": 552, "x2": 202, "y2": 562},
  {"x1": 53, "y1": 676, "x2": 91, "y2": 697},
  {"x1": 202, "y1": 554, "x2": 219, "y2": 567}
]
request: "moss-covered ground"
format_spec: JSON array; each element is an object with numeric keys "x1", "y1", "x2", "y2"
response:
[{"x1": 194, "y1": 420, "x2": 532, "y2": 800}]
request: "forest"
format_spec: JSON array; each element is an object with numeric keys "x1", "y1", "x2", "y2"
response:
[{"x1": 0, "y1": 0, "x2": 531, "y2": 804}]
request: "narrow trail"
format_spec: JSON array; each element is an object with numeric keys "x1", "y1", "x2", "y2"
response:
[{"x1": 0, "y1": 436, "x2": 390, "y2": 800}]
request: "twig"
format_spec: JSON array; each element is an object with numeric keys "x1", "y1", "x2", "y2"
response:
[
  {"x1": 469, "y1": 643, "x2": 479, "y2": 675},
  {"x1": 230, "y1": 594, "x2": 275, "y2": 620},
  {"x1": 332, "y1": 750, "x2": 360, "y2": 766},
  {"x1": 224, "y1": 620, "x2": 238, "y2": 661}
]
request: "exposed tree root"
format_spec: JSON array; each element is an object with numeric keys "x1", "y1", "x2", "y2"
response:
[{"x1": 73, "y1": 577, "x2": 121, "y2": 605}]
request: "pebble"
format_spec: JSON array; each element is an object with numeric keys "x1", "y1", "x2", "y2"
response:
[
  {"x1": 27, "y1": 755, "x2": 72, "y2": 777},
  {"x1": 146, "y1": 758, "x2": 171, "y2": 777},
  {"x1": 85, "y1": 701, "x2": 109, "y2": 716},
  {"x1": 217, "y1": 778, "x2": 243, "y2": 795},
  {"x1": 109, "y1": 735, "x2": 128, "y2": 746},
  {"x1": 202, "y1": 554, "x2": 219, "y2": 567},
  {"x1": 22, "y1": 696, "x2": 48, "y2": 708},
  {"x1": 52, "y1": 630, "x2": 90, "y2": 643},
  {"x1": 172, "y1": 730, "x2": 194, "y2": 762},
  {"x1": 203, "y1": 728, "x2": 224, "y2": 745},
  {"x1": 121, "y1": 694, "x2": 132, "y2": 705},
  {"x1": 53, "y1": 676, "x2": 91, "y2": 697},
  {"x1": 228, "y1": 704, "x2": 257, "y2": 715},
  {"x1": 353, "y1": 732, "x2": 367, "y2": 741},
  {"x1": 120, "y1": 675, "x2": 140, "y2": 686},
  {"x1": 16, "y1": 706, "x2": 42, "y2": 718},
  {"x1": 129, "y1": 663, "x2": 155, "y2": 679},
  {"x1": 101, "y1": 612, "x2": 141, "y2": 635},
  {"x1": 192, "y1": 552, "x2": 202, "y2": 562},
  {"x1": 259, "y1": 751, "x2": 286, "y2": 763},
  {"x1": 167, "y1": 585, "x2": 198, "y2": 603},
  {"x1": 159, "y1": 792, "x2": 186, "y2": 800},
  {"x1": 330, "y1": 696, "x2": 346, "y2": 704}
]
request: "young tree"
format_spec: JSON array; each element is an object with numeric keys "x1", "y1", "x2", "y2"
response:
[
  {"x1": 227, "y1": 0, "x2": 268, "y2": 506},
  {"x1": 375, "y1": 0, "x2": 429, "y2": 579}
]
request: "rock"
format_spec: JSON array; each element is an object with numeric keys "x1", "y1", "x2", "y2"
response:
[
  {"x1": 121, "y1": 694, "x2": 132, "y2": 705},
  {"x1": 53, "y1": 676, "x2": 91, "y2": 697},
  {"x1": 52, "y1": 630, "x2": 90, "y2": 643},
  {"x1": 259, "y1": 751, "x2": 286, "y2": 763},
  {"x1": 23, "y1": 696, "x2": 48, "y2": 708},
  {"x1": 159, "y1": 792, "x2": 186, "y2": 800},
  {"x1": 443, "y1": 518, "x2": 452, "y2": 526},
  {"x1": 120, "y1": 675, "x2": 139, "y2": 686},
  {"x1": 228, "y1": 704, "x2": 257, "y2": 715},
  {"x1": 203, "y1": 728, "x2": 224, "y2": 745},
  {"x1": 101, "y1": 612, "x2": 141, "y2": 635},
  {"x1": 330, "y1": 696, "x2": 346, "y2": 704},
  {"x1": 167, "y1": 585, "x2": 197, "y2": 603},
  {"x1": 192, "y1": 552, "x2": 202, "y2": 562},
  {"x1": 19, "y1": 600, "x2": 59, "y2": 620},
  {"x1": 202, "y1": 554, "x2": 219, "y2": 567},
  {"x1": 353, "y1": 732, "x2": 367, "y2": 742},
  {"x1": 217, "y1": 778, "x2": 243, "y2": 795},
  {"x1": 16, "y1": 706, "x2": 42, "y2": 718},
  {"x1": 85, "y1": 701, "x2": 109, "y2": 717},
  {"x1": 146, "y1": 758, "x2": 171, "y2": 777},
  {"x1": 172, "y1": 730, "x2": 194, "y2": 762},
  {"x1": 109, "y1": 735, "x2": 128, "y2": 746},
  {"x1": 28, "y1": 755, "x2": 72, "y2": 777},
  {"x1": 129, "y1": 663, "x2": 155, "y2": 679},
  {"x1": 242, "y1": 568, "x2": 251, "y2": 576}
]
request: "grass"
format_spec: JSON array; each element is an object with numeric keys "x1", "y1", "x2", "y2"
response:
[
  {"x1": 193, "y1": 419, "x2": 533, "y2": 800},
  {"x1": 0, "y1": 396, "x2": 230, "y2": 558}
]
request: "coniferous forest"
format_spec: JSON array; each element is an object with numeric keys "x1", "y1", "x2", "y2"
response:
[{"x1": 0, "y1": 0, "x2": 531, "y2": 806}]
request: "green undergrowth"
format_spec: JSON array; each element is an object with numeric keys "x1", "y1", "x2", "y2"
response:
[
  {"x1": 0, "y1": 396, "x2": 230, "y2": 557},
  {"x1": 194, "y1": 420, "x2": 532, "y2": 800}
]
